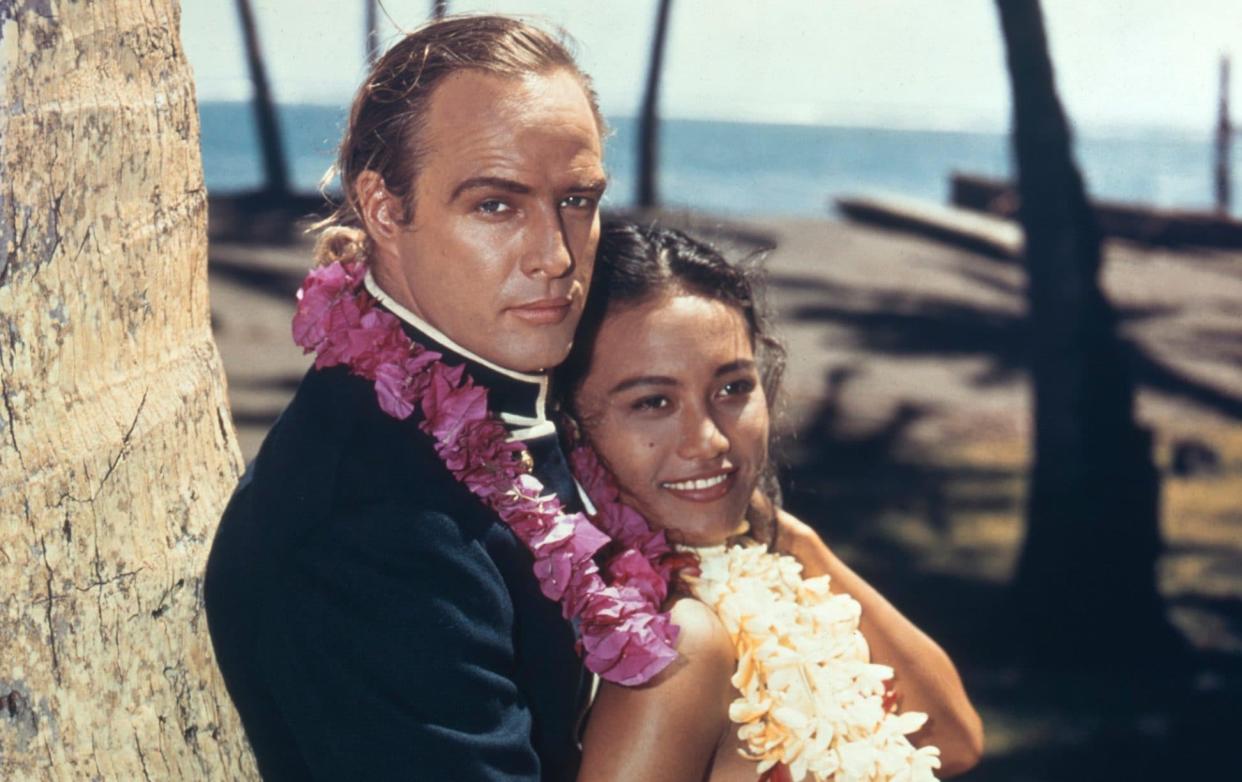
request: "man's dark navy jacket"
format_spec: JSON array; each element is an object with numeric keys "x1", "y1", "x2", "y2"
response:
[{"x1": 205, "y1": 284, "x2": 589, "y2": 781}]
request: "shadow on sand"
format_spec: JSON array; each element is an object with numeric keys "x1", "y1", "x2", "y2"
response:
[{"x1": 770, "y1": 262, "x2": 1242, "y2": 780}]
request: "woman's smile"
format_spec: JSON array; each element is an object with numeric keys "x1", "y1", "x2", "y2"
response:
[{"x1": 658, "y1": 467, "x2": 737, "y2": 501}]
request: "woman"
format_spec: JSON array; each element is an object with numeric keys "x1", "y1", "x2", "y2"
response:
[{"x1": 561, "y1": 223, "x2": 984, "y2": 781}]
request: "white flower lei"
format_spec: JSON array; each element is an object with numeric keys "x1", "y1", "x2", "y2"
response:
[{"x1": 682, "y1": 540, "x2": 941, "y2": 782}]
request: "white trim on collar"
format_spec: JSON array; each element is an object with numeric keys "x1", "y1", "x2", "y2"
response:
[
  {"x1": 364, "y1": 270, "x2": 551, "y2": 422},
  {"x1": 504, "y1": 421, "x2": 559, "y2": 442}
]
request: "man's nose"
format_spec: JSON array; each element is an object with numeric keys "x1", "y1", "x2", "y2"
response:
[
  {"x1": 677, "y1": 408, "x2": 730, "y2": 461},
  {"x1": 521, "y1": 207, "x2": 574, "y2": 279}
]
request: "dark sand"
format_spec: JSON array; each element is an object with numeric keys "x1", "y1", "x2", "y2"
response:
[{"x1": 210, "y1": 212, "x2": 1242, "y2": 780}]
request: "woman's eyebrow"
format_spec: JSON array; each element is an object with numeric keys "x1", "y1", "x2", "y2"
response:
[
  {"x1": 609, "y1": 376, "x2": 677, "y2": 395},
  {"x1": 714, "y1": 359, "x2": 756, "y2": 377}
]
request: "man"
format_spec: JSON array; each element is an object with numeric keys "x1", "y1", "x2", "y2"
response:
[{"x1": 205, "y1": 16, "x2": 606, "y2": 780}]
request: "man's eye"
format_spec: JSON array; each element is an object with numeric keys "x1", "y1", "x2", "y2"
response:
[
  {"x1": 631, "y1": 395, "x2": 670, "y2": 412},
  {"x1": 476, "y1": 199, "x2": 511, "y2": 215},
  {"x1": 559, "y1": 195, "x2": 596, "y2": 210}
]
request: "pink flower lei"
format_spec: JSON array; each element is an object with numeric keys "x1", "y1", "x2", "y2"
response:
[{"x1": 292, "y1": 260, "x2": 688, "y2": 685}]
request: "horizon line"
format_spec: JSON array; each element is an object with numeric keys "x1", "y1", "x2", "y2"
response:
[{"x1": 195, "y1": 97, "x2": 1215, "y2": 140}]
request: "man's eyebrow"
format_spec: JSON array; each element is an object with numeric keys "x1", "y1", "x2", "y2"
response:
[
  {"x1": 449, "y1": 176, "x2": 532, "y2": 202},
  {"x1": 715, "y1": 359, "x2": 756, "y2": 377},
  {"x1": 609, "y1": 375, "x2": 677, "y2": 395},
  {"x1": 571, "y1": 177, "x2": 608, "y2": 194}
]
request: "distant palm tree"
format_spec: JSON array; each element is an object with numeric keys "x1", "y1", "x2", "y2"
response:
[
  {"x1": 638, "y1": 0, "x2": 673, "y2": 209},
  {"x1": 995, "y1": 0, "x2": 1175, "y2": 663},
  {"x1": 366, "y1": 0, "x2": 380, "y2": 65},
  {"x1": 1216, "y1": 55, "x2": 1232, "y2": 213},
  {"x1": 235, "y1": 0, "x2": 289, "y2": 197}
]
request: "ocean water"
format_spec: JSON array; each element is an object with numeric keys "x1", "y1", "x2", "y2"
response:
[{"x1": 198, "y1": 100, "x2": 1240, "y2": 218}]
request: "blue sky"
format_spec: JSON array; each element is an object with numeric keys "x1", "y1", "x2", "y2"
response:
[{"x1": 181, "y1": 1, "x2": 1242, "y2": 133}]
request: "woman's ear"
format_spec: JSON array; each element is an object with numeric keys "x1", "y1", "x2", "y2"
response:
[{"x1": 562, "y1": 412, "x2": 584, "y2": 447}]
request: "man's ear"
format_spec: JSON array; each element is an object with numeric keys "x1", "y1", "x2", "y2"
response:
[{"x1": 356, "y1": 170, "x2": 404, "y2": 256}]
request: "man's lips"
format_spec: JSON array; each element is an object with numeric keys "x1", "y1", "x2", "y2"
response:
[
  {"x1": 507, "y1": 296, "x2": 573, "y2": 325},
  {"x1": 659, "y1": 469, "x2": 737, "y2": 502}
]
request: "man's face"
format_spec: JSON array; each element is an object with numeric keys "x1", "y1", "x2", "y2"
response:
[{"x1": 375, "y1": 68, "x2": 605, "y2": 373}]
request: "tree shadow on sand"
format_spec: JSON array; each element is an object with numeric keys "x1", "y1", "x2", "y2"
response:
[
  {"x1": 770, "y1": 271, "x2": 1242, "y2": 419},
  {"x1": 767, "y1": 263, "x2": 1242, "y2": 780},
  {"x1": 776, "y1": 367, "x2": 1018, "y2": 658},
  {"x1": 209, "y1": 252, "x2": 306, "y2": 305}
]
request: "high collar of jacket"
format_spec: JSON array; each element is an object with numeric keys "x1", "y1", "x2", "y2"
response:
[{"x1": 364, "y1": 270, "x2": 555, "y2": 442}]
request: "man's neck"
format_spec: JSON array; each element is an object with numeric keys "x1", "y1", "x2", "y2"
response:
[{"x1": 363, "y1": 270, "x2": 554, "y2": 440}]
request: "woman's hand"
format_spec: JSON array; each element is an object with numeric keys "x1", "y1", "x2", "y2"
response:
[{"x1": 772, "y1": 509, "x2": 985, "y2": 777}]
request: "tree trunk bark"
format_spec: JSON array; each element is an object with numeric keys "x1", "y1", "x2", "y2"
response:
[
  {"x1": 0, "y1": 1, "x2": 257, "y2": 777},
  {"x1": 995, "y1": 0, "x2": 1176, "y2": 664},
  {"x1": 637, "y1": 0, "x2": 673, "y2": 209}
]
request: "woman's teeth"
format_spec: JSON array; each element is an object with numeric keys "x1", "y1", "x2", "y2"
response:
[{"x1": 662, "y1": 474, "x2": 728, "y2": 491}]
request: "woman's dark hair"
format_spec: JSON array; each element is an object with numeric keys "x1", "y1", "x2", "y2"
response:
[
  {"x1": 558, "y1": 220, "x2": 784, "y2": 409},
  {"x1": 556, "y1": 220, "x2": 786, "y2": 513}
]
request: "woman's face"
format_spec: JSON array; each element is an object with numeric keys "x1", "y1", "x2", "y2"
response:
[{"x1": 573, "y1": 292, "x2": 770, "y2": 546}]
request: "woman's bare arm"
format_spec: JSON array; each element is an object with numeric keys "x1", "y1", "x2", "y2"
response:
[
  {"x1": 776, "y1": 510, "x2": 985, "y2": 777},
  {"x1": 578, "y1": 597, "x2": 735, "y2": 782}
]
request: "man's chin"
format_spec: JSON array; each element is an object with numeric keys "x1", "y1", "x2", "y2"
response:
[
  {"x1": 485, "y1": 335, "x2": 575, "y2": 374},
  {"x1": 484, "y1": 319, "x2": 578, "y2": 373}
]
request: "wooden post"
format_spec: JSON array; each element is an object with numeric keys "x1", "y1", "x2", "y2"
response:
[{"x1": 638, "y1": 0, "x2": 673, "y2": 209}]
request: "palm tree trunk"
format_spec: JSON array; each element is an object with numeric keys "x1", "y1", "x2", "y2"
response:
[
  {"x1": 235, "y1": 0, "x2": 289, "y2": 197},
  {"x1": 995, "y1": 0, "x2": 1175, "y2": 664},
  {"x1": 638, "y1": 0, "x2": 673, "y2": 209},
  {"x1": 1215, "y1": 55, "x2": 1232, "y2": 214},
  {"x1": 366, "y1": 0, "x2": 380, "y2": 64},
  {"x1": 0, "y1": 0, "x2": 255, "y2": 776}
]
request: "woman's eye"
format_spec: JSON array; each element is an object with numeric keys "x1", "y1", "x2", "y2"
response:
[
  {"x1": 630, "y1": 395, "x2": 670, "y2": 412},
  {"x1": 476, "y1": 199, "x2": 511, "y2": 215},
  {"x1": 718, "y1": 378, "x2": 756, "y2": 398}
]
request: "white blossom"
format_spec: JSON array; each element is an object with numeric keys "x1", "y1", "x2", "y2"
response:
[{"x1": 682, "y1": 540, "x2": 942, "y2": 782}]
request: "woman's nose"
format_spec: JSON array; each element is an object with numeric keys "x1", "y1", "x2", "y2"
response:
[{"x1": 678, "y1": 410, "x2": 730, "y2": 461}]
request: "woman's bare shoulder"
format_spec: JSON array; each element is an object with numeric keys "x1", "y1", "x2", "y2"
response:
[
  {"x1": 665, "y1": 595, "x2": 736, "y2": 683},
  {"x1": 578, "y1": 596, "x2": 737, "y2": 781}
]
